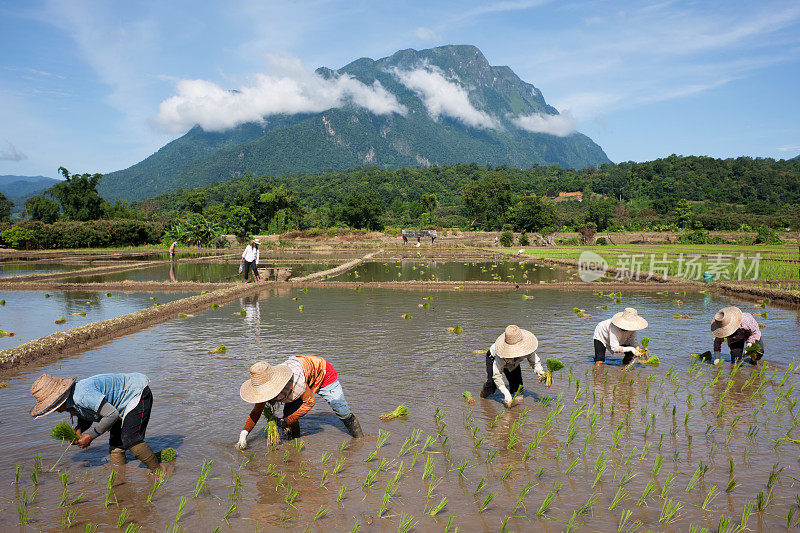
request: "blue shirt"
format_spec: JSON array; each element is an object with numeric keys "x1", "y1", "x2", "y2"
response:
[{"x1": 66, "y1": 373, "x2": 150, "y2": 421}]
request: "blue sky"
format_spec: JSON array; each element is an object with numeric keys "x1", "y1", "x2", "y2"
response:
[{"x1": 1, "y1": 0, "x2": 799, "y2": 179}]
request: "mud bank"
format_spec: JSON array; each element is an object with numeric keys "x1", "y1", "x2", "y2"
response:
[
  {"x1": 0, "y1": 283, "x2": 260, "y2": 372},
  {"x1": 290, "y1": 250, "x2": 381, "y2": 282}
]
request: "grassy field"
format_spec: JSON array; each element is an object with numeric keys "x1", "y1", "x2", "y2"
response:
[{"x1": 497, "y1": 244, "x2": 800, "y2": 286}]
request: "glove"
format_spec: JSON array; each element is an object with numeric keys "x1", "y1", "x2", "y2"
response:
[
  {"x1": 503, "y1": 397, "x2": 513, "y2": 409},
  {"x1": 237, "y1": 430, "x2": 248, "y2": 450},
  {"x1": 276, "y1": 418, "x2": 288, "y2": 429},
  {"x1": 713, "y1": 350, "x2": 721, "y2": 366},
  {"x1": 624, "y1": 346, "x2": 638, "y2": 354}
]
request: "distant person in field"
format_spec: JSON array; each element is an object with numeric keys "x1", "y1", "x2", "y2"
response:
[
  {"x1": 169, "y1": 241, "x2": 177, "y2": 261},
  {"x1": 593, "y1": 308, "x2": 648, "y2": 368},
  {"x1": 480, "y1": 325, "x2": 546, "y2": 408},
  {"x1": 240, "y1": 238, "x2": 261, "y2": 282},
  {"x1": 711, "y1": 306, "x2": 764, "y2": 364}
]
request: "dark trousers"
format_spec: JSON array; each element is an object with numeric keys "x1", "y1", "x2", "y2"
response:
[
  {"x1": 109, "y1": 386, "x2": 152, "y2": 450},
  {"x1": 594, "y1": 339, "x2": 635, "y2": 364},
  {"x1": 481, "y1": 351, "x2": 522, "y2": 397},
  {"x1": 243, "y1": 260, "x2": 259, "y2": 281},
  {"x1": 729, "y1": 338, "x2": 765, "y2": 363}
]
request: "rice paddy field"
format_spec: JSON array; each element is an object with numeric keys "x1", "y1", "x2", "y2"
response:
[
  {"x1": 328, "y1": 261, "x2": 580, "y2": 283},
  {"x1": 1, "y1": 286, "x2": 799, "y2": 532}
]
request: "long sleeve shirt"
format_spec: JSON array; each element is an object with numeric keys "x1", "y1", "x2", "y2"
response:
[
  {"x1": 243, "y1": 356, "x2": 338, "y2": 431},
  {"x1": 64, "y1": 373, "x2": 149, "y2": 439},
  {"x1": 593, "y1": 319, "x2": 638, "y2": 353},
  {"x1": 241, "y1": 245, "x2": 260, "y2": 264},
  {"x1": 489, "y1": 343, "x2": 544, "y2": 403},
  {"x1": 713, "y1": 312, "x2": 761, "y2": 351}
]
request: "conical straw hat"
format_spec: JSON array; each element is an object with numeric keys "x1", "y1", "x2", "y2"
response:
[
  {"x1": 711, "y1": 306, "x2": 742, "y2": 338},
  {"x1": 494, "y1": 325, "x2": 539, "y2": 359},
  {"x1": 240, "y1": 361, "x2": 293, "y2": 403},
  {"x1": 611, "y1": 308, "x2": 648, "y2": 331},
  {"x1": 30, "y1": 374, "x2": 75, "y2": 419}
]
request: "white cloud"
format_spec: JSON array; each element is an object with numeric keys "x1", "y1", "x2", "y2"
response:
[
  {"x1": 511, "y1": 112, "x2": 574, "y2": 136},
  {"x1": 391, "y1": 65, "x2": 499, "y2": 129},
  {"x1": 414, "y1": 27, "x2": 441, "y2": 41},
  {"x1": 778, "y1": 144, "x2": 800, "y2": 152},
  {"x1": 0, "y1": 142, "x2": 27, "y2": 162},
  {"x1": 153, "y1": 60, "x2": 406, "y2": 133}
]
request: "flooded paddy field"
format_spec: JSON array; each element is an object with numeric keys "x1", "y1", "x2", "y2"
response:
[
  {"x1": 57, "y1": 262, "x2": 341, "y2": 284},
  {"x1": 0, "y1": 263, "x2": 87, "y2": 278},
  {"x1": 329, "y1": 260, "x2": 582, "y2": 283},
  {"x1": 0, "y1": 288, "x2": 799, "y2": 531},
  {"x1": 0, "y1": 290, "x2": 194, "y2": 349}
]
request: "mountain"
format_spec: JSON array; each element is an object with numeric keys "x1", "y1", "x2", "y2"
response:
[
  {"x1": 99, "y1": 45, "x2": 610, "y2": 202},
  {"x1": 0, "y1": 175, "x2": 60, "y2": 198}
]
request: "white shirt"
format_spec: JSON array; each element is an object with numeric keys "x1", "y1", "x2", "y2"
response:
[
  {"x1": 593, "y1": 318, "x2": 637, "y2": 353},
  {"x1": 241, "y1": 244, "x2": 260, "y2": 264},
  {"x1": 489, "y1": 343, "x2": 544, "y2": 403}
]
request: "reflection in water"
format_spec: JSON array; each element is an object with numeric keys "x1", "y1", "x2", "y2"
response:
[{"x1": 330, "y1": 260, "x2": 574, "y2": 283}]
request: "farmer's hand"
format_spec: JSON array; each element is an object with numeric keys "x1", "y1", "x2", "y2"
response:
[
  {"x1": 537, "y1": 373, "x2": 546, "y2": 383},
  {"x1": 713, "y1": 350, "x2": 721, "y2": 366},
  {"x1": 624, "y1": 346, "x2": 638, "y2": 354},
  {"x1": 237, "y1": 430, "x2": 248, "y2": 450},
  {"x1": 635, "y1": 347, "x2": 645, "y2": 357},
  {"x1": 744, "y1": 342, "x2": 753, "y2": 349},
  {"x1": 76, "y1": 433, "x2": 92, "y2": 449},
  {"x1": 276, "y1": 418, "x2": 288, "y2": 429},
  {"x1": 503, "y1": 397, "x2": 513, "y2": 409}
]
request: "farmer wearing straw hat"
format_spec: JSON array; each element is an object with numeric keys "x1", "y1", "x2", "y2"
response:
[
  {"x1": 711, "y1": 306, "x2": 764, "y2": 364},
  {"x1": 593, "y1": 308, "x2": 648, "y2": 368},
  {"x1": 479, "y1": 325, "x2": 546, "y2": 408},
  {"x1": 237, "y1": 356, "x2": 363, "y2": 449},
  {"x1": 29, "y1": 372, "x2": 164, "y2": 473},
  {"x1": 239, "y1": 238, "x2": 261, "y2": 282}
]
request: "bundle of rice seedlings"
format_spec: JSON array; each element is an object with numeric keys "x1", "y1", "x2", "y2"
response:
[
  {"x1": 401, "y1": 314, "x2": 412, "y2": 320},
  {"x1": 54, "y1": 317, "x2": 66, "y2": 324},
  {"x1": 207, "y1": 345, "x2": 226, "y2": 355},
  {"x1": 673, "y1": 313, "x2": 689, "y2": 319},
  {"x1": 691, "y1": 351, "x2": 714, "y2": 362},
  {"x1": 155, "y1": 448, "x2": 178, "y2": 462},
  {"x1": 71, "y1": 311, "x2": 86, "y2": 317},
  {"x1": 463, "y1": 392, "x2": 476, "y2": 405},
  {"x1": 51, "y1": 421, "x2": 78, "y2": 443},
  {"x1": 235, "y1": 310, "x2": 246, "y2": 317},
  {"x1": 0, "y1": 329, "x2": 15, "y2": 337},
  {"x1": 447, "y1": 326, "x2": 463, "y2": 334},
  {"x1": 177, "y1": 313, "x2": 189, "y2": 319},
  {"x1": 543, "y1": 358, "x2": 565, "y2": 388},
  {"x1": 380, "y1": 405, "x2": 408, "y2": 422},
  {"x1": 638, "y1": 355, "x2": 660, "y2": 366},
  {"x1": 572, "y1": 308, "x2": 592, "y2": 318},
  {"x1": 263, "y1": 404, "x2": 280, "y2": 445}
]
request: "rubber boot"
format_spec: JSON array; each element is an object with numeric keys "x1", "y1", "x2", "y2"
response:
[
  {"x1": 128, "y1": 442, "x2": 160, "y2": 472},
  {"x1": 108, "y1": 447, "x2": 127, "y2": 485},
  {"x1": 285, "y1": 421, "x2": 301, "y2": 440},
  {"x1": 342, "y1": 414, "x2": 364, "y2": 438}
]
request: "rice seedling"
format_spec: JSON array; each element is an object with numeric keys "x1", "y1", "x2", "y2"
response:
[
  {"x1": 147, "y1": 469, "x2": 166, "y2": 503},
  {"x1": 401, "y1": 313, "x2": 412, "y2": 320},
  {"x1": 285, "y1": 485, "x2": 299, "y2": 506},
  {"x1": 380, "y1": 405, "x2": 408, "y2": 421},
  {"x1": 542, "y1": 358, "x2": 565, "y2": 387},
  {"x1": 398, "y1": 513, "x2": 415, "y2": 533},
  {"x1": 207, "y1": 344, "x2": 226, "y2": 354},
  {"x1": 479, "y1": 492, "x2": 495, "y2": 513},
  {"x1": 105, "y1": 470, "x2": 117, "y2": 507},
  {"x1": 314, "y1": 505, "x2": 327, "y2": 521},
  {"x1": 223, "y1": 503, "x2": 237, "y2": 523},
  {"x1": 474, "y1": 477, "x2": 487, "y2": 495},
  {"x1": 659, "y1": 498, "x2": 683, "y2": 524},
  {"x1": 537, "y1": 482, "x2": 562, "y2": 516},
  {"x1": 421, "y1": 435, "x2": 436, "y2": 453},
  {"x1": 155, "y1": 447, "x2": 178, "y2": 462},
  {"x1": 702, "y1": 486, "x2": 718, "y2": 510},
  {"x1": 116, "y1": 507, "x2": 130, "y2": 528},
  {"x1": 429, "y1": 496, "x2": 448, "y2": 516},
  {"x1": 447, "y1": 325, "x2": 463, "y2": 334},
  {"x1": 55, "y1": 316, "x2": 66, "y2": 324},
  {"x1": 194, "y1": 459, "x2": 214, "y2": 498},
  {"x1": 637, "y1": 480, "x2": 656, "y2": 506},
  {"x1": 337, "y1": 485, "x2": 346, "y2": 503}
]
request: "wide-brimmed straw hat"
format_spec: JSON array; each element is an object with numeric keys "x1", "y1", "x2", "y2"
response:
[
  {"x1": 252, "y1": 238, "x2": 260, "y2": 245},
  {"x1": 30, "y1": 374, "x2": 75, "y2": 419},
  {"x1": 240, "y1": 361, "x2": 292, "y2": 403},
  {"x1": 711, "y1": 306, "x2": 742, "y2": 338},
  {"x1": 495, "y1": 325, "x2": 538, "y2": 358},
  {"x1": 611, "y1": 308, "x2": 648, "y2": 331}
]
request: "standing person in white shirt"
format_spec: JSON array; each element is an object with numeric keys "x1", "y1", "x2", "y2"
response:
[
  {"x1": 479, "y1": 325, "x2": 546, "y2": 408},
  {"x1": 239, "y1": 238, "x2": 261, "y2": 282},
  {"x1": 593, "y1": 307, "x2": 648, "y2": 368}
]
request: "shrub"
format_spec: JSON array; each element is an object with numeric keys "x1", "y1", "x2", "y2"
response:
[
  {"x1": 1, "y1": 220, "x2": 166, "y2": 249},
  {"x1": 499, "y1": 230, "x2": 514, "y2": 247},
  {"x1": 2, "y1": 225, "x2": 36, "y2": 249},
  {"x1": 754, "y1": 226, "x2": 782, "y2": 244},
  {"x1": 677, "y1": 229, "x2": 709, "y2": 244},
  {"x1": 518, "y1": 231, "x2": 530, "y2": 246},
  {"x1": 596, "y1": 236, "x2": 608, "y2": 245},
  {"x1": 578, "y1": 223, "x2": 597, "y2": 244}
]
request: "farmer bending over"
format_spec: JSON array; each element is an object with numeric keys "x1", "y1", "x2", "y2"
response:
[
  {"x1": 711, "y1": 306, "x2": 764, "y2": 364},
  {"x1": 593, "y1": 307, "x2": 648, "y2": 368},
  {"x1": 238, "y1": 356, "x2": 363, "y2": 448},
  {"x1": 30, "y1": 372, "x2": 164, "y2": 473},
  {"x1": 479, "y1": 325, "x2": 545, "y2": 408}
]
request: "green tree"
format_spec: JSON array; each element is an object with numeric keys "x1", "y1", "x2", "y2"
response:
[
  {"x1": 0, "y1": 192, "x2": 13, "y2": 221},
  {"x1": 181, "y1": 192, "x2": 207, "y2": 214},
  {"x1": 585, "y1": 199, "x2": 615, "y2": 231},
  {"x1": 49, "y1": 167, "x2": 106, "y2": 221},
  {"x1": 205, "y1": 205, "x2": 256, "y2": 243},
  {"x1": 461, "y1": 172, "x2": 513, "y2": 230},
  {"x1": 24, "y1": 195, "x2": 60, "y2": 223},
  {"x1": 340, "y1": 191, "x2": 385, "y2": 230},
  {"x1": 510, "y1": 196, "x2": 557, "y2": 232}
]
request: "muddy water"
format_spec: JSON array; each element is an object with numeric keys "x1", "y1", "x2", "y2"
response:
[
  {"x1": 0, "y1": 288, "x2": 799, "y2": 532},
  {"x1": 0, "y1": 263, "x2": 86, "y2": 278},
  {"x1": 329, "y1": 261, "x2": 580, "y2": 283},
  {"x1": 0, "y1": 291, "x2": 194, "y2": 348},
  {"x1": 58, "y1": 262, "x2": 337, "y2": 283}
]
